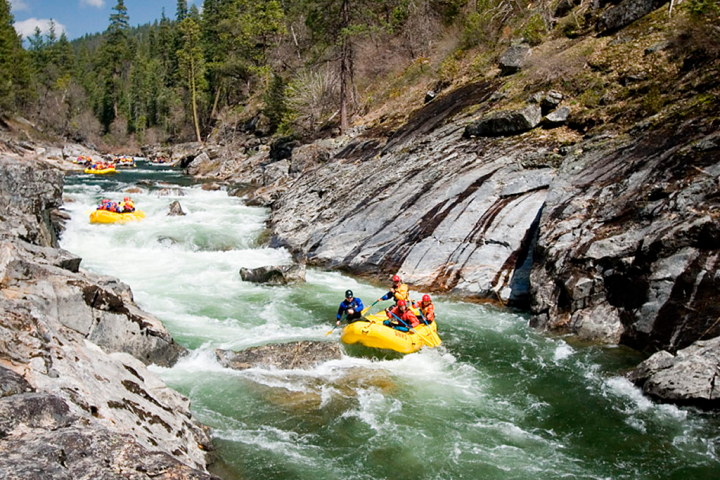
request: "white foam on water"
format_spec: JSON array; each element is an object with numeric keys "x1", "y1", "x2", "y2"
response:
[{"x1": 553, "y1": 341, "x2": 574, "y2": 363}]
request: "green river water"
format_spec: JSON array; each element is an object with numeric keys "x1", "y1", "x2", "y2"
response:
[{"x1": 60, "y1": 164, "x2": 720, "y2": 480}]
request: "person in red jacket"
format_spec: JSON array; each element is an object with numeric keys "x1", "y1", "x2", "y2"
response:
[
  {"x1": 383, "y1": 300, "x2": 419, "y2": 331},
  {"x1": 413, "y1": 294, "x2": 435, "y2": 324}
]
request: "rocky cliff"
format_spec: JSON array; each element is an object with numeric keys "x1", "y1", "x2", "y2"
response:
[
  {"x1": 0, "y1": 156, "x2": 216, "y2": 479},
  {"x1": 176, "y1": 1, "x2": 720, "y2": 407}
]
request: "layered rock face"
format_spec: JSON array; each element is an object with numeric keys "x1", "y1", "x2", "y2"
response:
[
  {"x1": 0, "y1": 157, "x2": 215, "y2": 478},
  {"x1": 530, "y1": 121, "x2": 720, "y2": 353},
  {"x1": 268, "y1": 84, "x2": 556, "y2": 305}
]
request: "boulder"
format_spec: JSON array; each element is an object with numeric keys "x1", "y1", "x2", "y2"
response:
[
  {"x1": 599, "y1": 0, "x2": 669, "y2": 34},
  {"x1": 628, "y1": 337, "x2": 720, "y2": 408},
  {"x1": 554, "y1": 0, "x2": 578, "y2": 17},
  {"x1": 239, "y1": 264, "x2": 306, "y2": 285},
  {"x1": 464, "y1": 105, "x2": 542, "y2": 137},
  {"x1": 541, "y1": 91, "x2": 564, "y2": 115},
  {"x1": 168, "y1": 200, "x2": 186, "y2": 216},
  {"x1": 216, "y1": 341, "x2": 343, "y2": 371},
  {"x1": 543, "y1": 106, "x2": 571, "y2": 127},
  {"x1": 498, "y1": 45, "x2": 531, "y2": 75},
  {"x1": 269, "y1": 136, "x2": 299, "y2": 162}
]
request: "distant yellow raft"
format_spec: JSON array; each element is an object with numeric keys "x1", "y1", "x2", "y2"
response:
[
  {"x1": 89, "y1": 210, "x2": 145, "y2": 224},
  {"x1": 84, "y1": 167, "x2": 116, "y2": 175},
  {"x1": 340, "y1": 309, "x2": 441, "y2": 354}
]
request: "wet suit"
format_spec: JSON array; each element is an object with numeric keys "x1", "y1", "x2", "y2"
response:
[{"x1": 337, "y1": 297, "x2": 365, "y2": 323}]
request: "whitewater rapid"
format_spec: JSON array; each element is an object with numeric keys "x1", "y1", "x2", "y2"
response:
[{"x1": 59, "y1": 165, "x2": 720, "y2": 480}]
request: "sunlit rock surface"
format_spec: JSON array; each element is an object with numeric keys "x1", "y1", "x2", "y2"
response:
[{"x1": 0, "y1": 156, "x2": 216, "y2": 479}]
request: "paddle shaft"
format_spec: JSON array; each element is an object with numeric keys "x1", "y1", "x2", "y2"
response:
[
  {"x1": 389, "y1": 311, "x2": 434, "y2": 346},
  {"x1": 417, "y1": 308, "x2": 441, "y2": 346},
  {"x1": 325, "y1": 313, "x2": 346, "y2": 336}
]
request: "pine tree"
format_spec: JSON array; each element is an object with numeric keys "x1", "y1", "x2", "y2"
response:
[
  {"x1": 0, "y1": 0, "x2": 32, "y2": 112},
  {"x1": 99, "y1": 0, "x2": 131, "y2": 132},
  {"x1": 176, "y1": 0, "x2": 188, "y2": 21}
]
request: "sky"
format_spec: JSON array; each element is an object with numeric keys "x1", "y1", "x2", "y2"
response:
[{"x1": 10, "y1": 0, "x2": 202, "y2": 40}]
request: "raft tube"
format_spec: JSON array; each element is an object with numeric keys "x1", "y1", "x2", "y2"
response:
[
  {"x1": 340, "y1": 309, "x2": 441, "y2": 354},
  {"x1": 89, "y1": 210, "x2": 145, "y2": 224},
  {"x1": 84, "y1": 167, "x2": 116, "y2": 175}
]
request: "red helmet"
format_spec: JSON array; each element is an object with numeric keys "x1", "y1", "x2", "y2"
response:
[
  {"x1": 392, "y1": 275, "x2": 400, "y2": 282},
  {"x1": 397, "y1": 300, "x2": 407, "y2": 307},
  {"x1": 422, "y1": 294, "x2": 431, "y2": 303},
  {"x1": 124, "y1": 197, "x2": 130, "y2": 202}
]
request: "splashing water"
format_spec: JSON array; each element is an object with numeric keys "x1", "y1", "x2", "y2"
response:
[{"x1": 60, "y1": 164, "x2": 720, "y2": 480}]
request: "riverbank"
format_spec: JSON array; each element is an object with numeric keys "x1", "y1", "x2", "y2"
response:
[{"x1": 0, "y1": 155, "x2": 216, "y2": 478}]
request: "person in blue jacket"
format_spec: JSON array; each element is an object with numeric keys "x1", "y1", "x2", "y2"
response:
[{"x1": 336, "y1": 290, "x2": 364, "y2": 325}]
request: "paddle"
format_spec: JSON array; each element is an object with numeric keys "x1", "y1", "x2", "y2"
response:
[
  {"x1": 417, "y1": 308, "x2": 441, "y2": 346},
  {"x1": 389, "y1": 311, "x2": 435, "y2": 346},
  {"x1": 359, "y1": 299, "x2": 380, "y2": 320},
  {"x1": 325, "y1": 313, "x2": 346, "y2": 336}
]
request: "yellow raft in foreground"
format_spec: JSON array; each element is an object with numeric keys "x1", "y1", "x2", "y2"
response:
[
  {"x1": 84, "y1": 167, "x2": 116, "y2": 175},
  {"x1": 341, "y1": 309, "x2": 441, "y2": 354},
  {"x1": 89, "y1": 210, "x2": 145, "y2": 224}
]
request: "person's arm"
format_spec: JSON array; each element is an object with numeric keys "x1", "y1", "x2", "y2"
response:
[
  {"x1": 337, "y1": 302, "x2": 345, "y2": 320},
  {"x1": 356, "y1": 298, "x2": 364, "y2": 312}
]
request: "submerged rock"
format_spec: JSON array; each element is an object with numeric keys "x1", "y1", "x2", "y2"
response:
[
  {"x1": 216, "y1": 341, "x2": 343, "y2": 370},
  {"x1": 168, "y1": 200, "x2": 186, "y2": 216},
  {"x1": 239, "y1": 264, "x2": 306, "y2": 285}
]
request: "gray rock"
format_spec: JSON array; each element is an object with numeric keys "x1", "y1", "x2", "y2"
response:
[
  {"x1": 263, "y1": 160, "x2": 290, "y2": 186},
  {"x1": 0, "y1": 155, "x2": 213, "y2": 474},
  {"x1": 599, "y1": 0, "x2": 669, "y2": 34},
  {"x1": 0, "y1": 367, "x2": 33, "y2": 398},
  {"x1": 555, "y1": 0, "x2": 578, "y2": 17},
  {"x1": 464, "y1": 105, "x2": 542, "y2": 137},
  {"x1": 628, "y1": 337, "x2": 720, "y2": 408},
  {"x1": 645, "y1": 40, "x2": 669, "y2": 55},
  {"x1": 239, "y1": 264, "x2": 306, "y2": 285},
  {"x1": 498, "y1": 45, "x2": 531, "y2": 75},
  {"x1": 543, "y1": 106, "x2": 571, "y2": 127},
  {"x1": 216, "y1": 341, "x2": 342, "y2": 370},
  {"x1": 168, "y1": 200, "x2": 186, "y2": 216},
  {"x1": 0, "y1": 425, "x2": 218, "y2": 480},
  {"x1": 529, "y1": 127, "x2": 720, "y2": 351},
  {"x1": 541, "y1": 91, "x2": 564, "y2": 115},
  {"x1": 0, "y1": 393, "x2": 75, "y2": 435}
]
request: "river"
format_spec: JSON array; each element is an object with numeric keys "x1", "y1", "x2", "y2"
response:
[{"x1": 60, "y1": 163, "x2": 720, "y2": 480}]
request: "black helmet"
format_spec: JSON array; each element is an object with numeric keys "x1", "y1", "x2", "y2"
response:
[{"x1": 345, "y1": 290, "x2": 353, "y2": 298}]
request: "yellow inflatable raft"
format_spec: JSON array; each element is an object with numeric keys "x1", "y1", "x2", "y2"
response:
[
  {"x1": 89, "y1": 210, "x2": 145, "y2": 224},
  {"x1": 84, "y1": 167, "x2": 116, "y2": 175},
  {"x1": 341, "y1": 309, "x2": 441, "y2": 354}
]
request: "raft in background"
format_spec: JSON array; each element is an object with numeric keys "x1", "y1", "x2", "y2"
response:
[
  {"x1": 84, "y1": 167, "x2": 116, "y2": 175},
  {"x1": 341, "y1": 309, "x2": 441, "y2": 354},
  {"x1": 90, "y1": 209, "x2": 146, "y2": 224}
]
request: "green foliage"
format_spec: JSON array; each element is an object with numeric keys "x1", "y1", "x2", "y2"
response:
[
  {"x1": 263, "y1": 73, "x2": 287, "y2": 134},
  {"x1": 687, "y1": 0, "x2": 720, "y2": 19},
  {"x1": 0, "y1": 0, "x2": 32, "y2": 112},
  {"x1": 522, "y1": 13, "x2": 547, "y2": 46},
  {"x1": 433, "y1": 0, "x2": 469, "y2": 24},
  {"x1": 641, "y1": 86, "x2": 664, "y2": 116}
]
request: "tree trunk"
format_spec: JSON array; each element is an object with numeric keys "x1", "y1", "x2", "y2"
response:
[
  {"x1": 339, "y1": 0, "x2": 350, "y2": 132},
  {"x1": 190, "y1": 57, "x2": 202, "y2": 144},
  {"x1": 210, "y1": 80, "x2": 222, "y2": 119}
]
